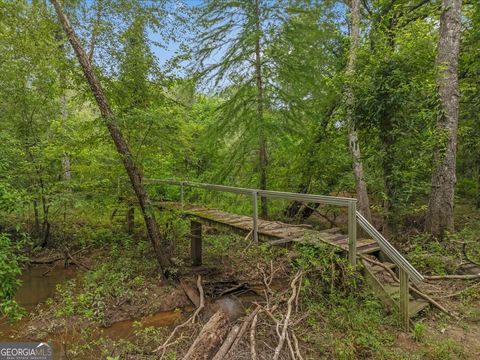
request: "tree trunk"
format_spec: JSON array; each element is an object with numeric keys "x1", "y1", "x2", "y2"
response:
[
  {"x1": 377, "y1": 17, "x2": 400, "y2": 236},
  {"x1": 254, "y1": 0, "x2": 268, "y2": 218},
  {"x1": 346, "y1": 0, "x2": 372, "y2": 222},
  {"x1": 476, "y1": 153, "x2": 480, "y2": 209},
  {"x1": 378, "y1": 112, "x2": 397, "y2": 235},
  {"x1": 88, "y1": 0, "x2": 103, "y2": 63},
  {"x1": 284, "y1": 103, "x2": 336, "y2": 220},
  {"x1": 426, "y1": 0, "x2": 462, "y2": 238},
  {"x1": 49, "y1": 0, "x2": 171, "y2": 273},
  {"x1": 33, "y1": 200, "x2": 40, "y2": 237},
  {"x1": 26, "y1": 147, "x2": 50, "y2": 246},
  {"x1": 60, "y1": 83, "x2": 71, "y2": 180}
]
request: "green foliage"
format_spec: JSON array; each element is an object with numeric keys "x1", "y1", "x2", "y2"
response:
[
  {"x1": 425, "y1": 339, "x2": 465, "y2": 360},
  {"x1": 0, "y1": 233, "x2": 27, "y2": 321},
  {"x1": 412, "y1": 322, "x2": 427, "y2": 342},
  {"x1": 407, "y1": 234, "x2": 458, "y2": 275},
  {"x1": 55, "y1": 237, "x2": 157, "y2": 324},
  {"x1": 293, "y1": 240, "x2": 360, "y2": 296},
  {"x1": 294, "y1": 242, "x2": 396, "y2": 359}
]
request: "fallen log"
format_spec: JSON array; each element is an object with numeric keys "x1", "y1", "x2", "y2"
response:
[
  {"x1": 212, "y1": 324, "x2": 240, "y2": 360},
  {"x1": 183, "y1": 310, "x2": 230, "y2": 360},
  {"x1": 424, "y1": 274, "x2": 480, "y2": 280},
  {"x1": 30, "y1": 245, "x2": 93, "y2": 265},
  {"x1": 180, "y1": 278, "x2": 201, "y2": 307}
]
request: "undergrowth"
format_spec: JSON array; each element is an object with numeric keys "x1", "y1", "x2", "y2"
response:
[{"x1": 54, "y1": 236, "x2": 159, "y2": 325}]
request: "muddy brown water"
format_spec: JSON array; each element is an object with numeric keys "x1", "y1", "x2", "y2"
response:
[{"x1": 0, "y1": 265, "x2": 184, "y2": 359}]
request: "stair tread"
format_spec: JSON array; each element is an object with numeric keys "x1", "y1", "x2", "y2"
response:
[
  {"x1": 368, "y1": 262, "x2": 397, "y2": 274},
  {"x1": 384, "y1": 284, "x2": 400, "y2": 296},
  {"x1": 409, "y1": 299, "x2": 429, "y2": 317},
  {"x1": 321, "y1": 227, "x2": 342, "y2": 234},
  {"x1": 358, "y1": 243, "x2": 381, "y2": 254}
]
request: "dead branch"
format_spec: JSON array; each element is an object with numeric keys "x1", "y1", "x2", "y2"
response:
[
  {"x1": 295, "y1": 273, "x2": 303, "y2": 313},
  {"x1": 432, "y1": 282, "x2": 480, "y2": 299},
  {"x1": 212, "y1": 325, "x2": 240, "y2": 360},
  {"x1": 243, "y1": 230, "x2": 255, "y2": 252},
  {"x1": 273, "y1": 270, "x2": 303, "y2": 360},
  {"x1": 250, "y1": 313, "x2": 258, "y2": 360},
  {"x1": 462, "y1": 241, "x2": 480, "y2": 267},
  {"x1": 219, "y1": 283, "x2": 249, "y2": 297},
  {"x1": 65, "y1": 250, "x2": 91, "y2": 271},
  {"x1": 227, "y1": 305, "x2": 262, "y2": 356},
  {"x1": 30, "y1": 256, "x2": 64, "y2": 265},
  {"x1": 30, "y1": 245, "x2": 93, "y2": 265},
  {"x1": 292, "y1": 331, "x2": 304, "y2": 360},
  {"x1": 424, "y1": 274, "x2": 480, "y2": 280},
  {"x1": 286, "y1": 331, "x2": 296, "y2": 360},
  {"x1": 154, "y1": 275, "x2": 205, "y2": 357},
  {"x1": 301, "y1": 203, "x2": 338, "y2": 227},
  {"x1": 191, "y1": 275, "x2": 206, "y2": 324}
]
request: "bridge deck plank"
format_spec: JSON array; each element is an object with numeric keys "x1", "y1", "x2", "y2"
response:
[{"x1": 156, "y1": 201, "x2": 381, "y2": 253}]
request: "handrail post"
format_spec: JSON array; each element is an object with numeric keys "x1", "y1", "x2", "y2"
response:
[
  {"x1": 399, "y1": 268, "x2": 410, "y2": 331},
  {"x1": 348, "y1": 201, "x2": 357, "y2": 269},
  {"x1": 252, "y1": 191, "x2": 258, "y2": 243},
  {"x1": 180, "y1": 182, "x2": 185, "y2": 209}
]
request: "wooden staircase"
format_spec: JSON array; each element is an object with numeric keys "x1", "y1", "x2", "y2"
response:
[
  {"x1": 362, "y1": 258, "x2": 429, "y2": 319},
  {"x1": 316, "y1": 229, "x2": 430, "y2": 321},
  {"x1": 110, "y1": 205, "x2": 135, "y2": 233}
]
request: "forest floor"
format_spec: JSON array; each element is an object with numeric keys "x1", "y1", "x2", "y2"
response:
[{"x1": 0, "y1": 206, "x2": 479, "y2": 359}]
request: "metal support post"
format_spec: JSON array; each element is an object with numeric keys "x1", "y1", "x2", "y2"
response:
[
  {"x1": 252, "y1": 191, "x2": 259, "y2": 243},
  {"x1": 348, "y1": 201, "x2": 357, "y2": 268}
]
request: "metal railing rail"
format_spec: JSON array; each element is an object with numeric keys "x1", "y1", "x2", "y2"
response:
[
  {"x1": 147, "y1": 179, "x2": 355, "y2": 206},
  {"x1": 356, "y1": 212, "x2": 423, "y2": 284}
]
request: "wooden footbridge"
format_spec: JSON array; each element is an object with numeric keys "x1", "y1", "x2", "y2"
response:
[{"x1": 137, "y1": 179, "x2": 427, "y2": 330}]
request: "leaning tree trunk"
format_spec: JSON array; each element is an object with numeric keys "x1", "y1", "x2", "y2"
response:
[
  {"x1": 346, "y1": 0, "x2": 372, "y2": 222},
  {"x1": 254, "y1": 0, "x2": 268, "y2": 218},
  {"x1": 426, "y1": 0, "x2": 462, "y2": 238},
  {"x1": 49, "y1": 0, "x2": 171, "y2": 273}
]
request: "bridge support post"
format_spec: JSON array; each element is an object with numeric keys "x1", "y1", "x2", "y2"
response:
[
  {"x1": 190, "y1": 220, "x2": 202, "y2": 266},
  {"x1": 348, "y1": 201, "x2": 357, "y2": 269},
  {"x1": 252, "y1": 191, "x2": 258, "y2": 243},
  {"x1": 399, "y1": 268, "x2": 410, "y2": 331}
]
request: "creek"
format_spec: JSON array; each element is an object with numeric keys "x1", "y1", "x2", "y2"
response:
[{"x1": 0, "y1": 264, "x2": 183, "y2": 359}]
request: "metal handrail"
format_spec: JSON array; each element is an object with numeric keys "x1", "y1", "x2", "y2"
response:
[
  {"x1": 146, "y1": 179, "x2": 355, "y2": 206},
  {"x1": 356, "y1": 212, "x2": 424, "y2": 284}
]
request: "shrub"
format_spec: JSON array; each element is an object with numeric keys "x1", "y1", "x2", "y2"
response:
[{"x1": 0, "y1": 233, "x2": 26, "y2": 321}]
